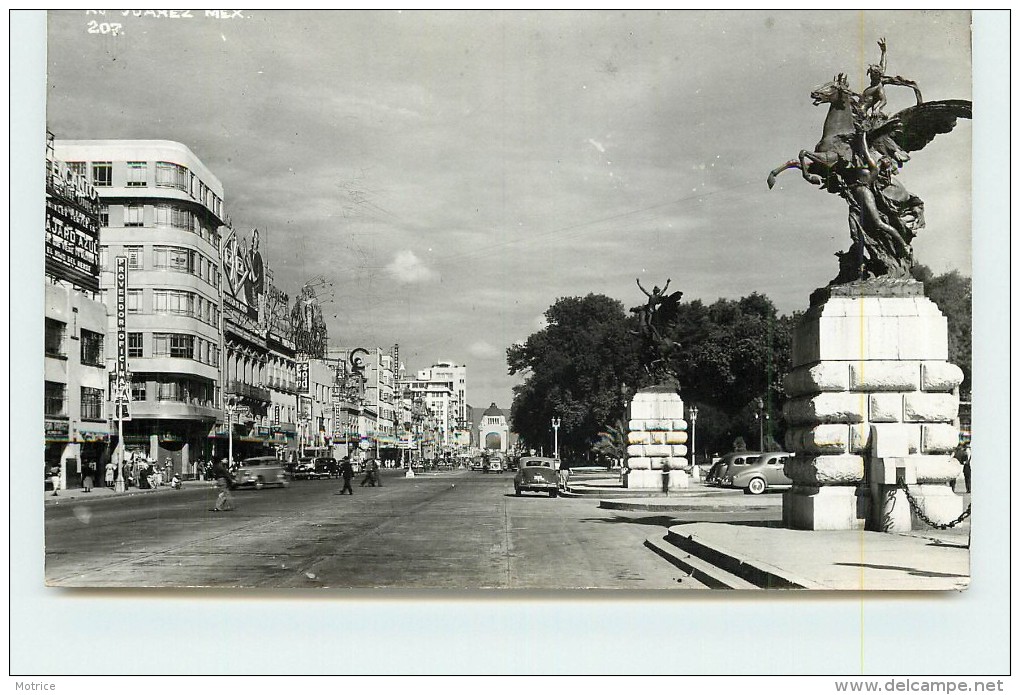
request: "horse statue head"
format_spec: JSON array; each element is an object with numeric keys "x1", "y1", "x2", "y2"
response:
[{"x1": 810, "y1": 73, "x2": 852, "y2": 107}]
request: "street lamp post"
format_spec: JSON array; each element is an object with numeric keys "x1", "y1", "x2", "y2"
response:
[
  {"x1": 754, "y1": 397, "x2": 765, "y2": 451},
  {"x1": 225, "y1": 396, "x2": 238, "y2": 466},
  {"x1": 689, "y1": 405, "x2": 699, "y2": 467},
  {"x1": 551, "y1": 417, "x2": 561, "y2": 461}
]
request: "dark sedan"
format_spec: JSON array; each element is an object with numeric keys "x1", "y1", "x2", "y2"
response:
[{"x1": 513, "y1": 457, "x2": 560, "y2": 498}]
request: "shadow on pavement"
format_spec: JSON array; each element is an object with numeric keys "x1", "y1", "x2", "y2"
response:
[
  {"x1": 832, "y1": 562, "x2": 968, "y2": 579},
  {"x1": 578, "y1": 515, "x2": 679, "y2": 527}
]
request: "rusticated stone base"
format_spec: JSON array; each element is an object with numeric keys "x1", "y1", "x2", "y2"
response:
[
  {"x1": 624, "y1": 386, "x2": 690, "y2": 490},
  {"x1": 783, "y1": 486, "x2": 868, "y2": 530},
  {"x1": 625, "y1": 469, "x2": 689, "y2": 490}
]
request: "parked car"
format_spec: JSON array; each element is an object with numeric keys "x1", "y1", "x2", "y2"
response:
[
  {"x1": 313, "y1": 457, "x2": 338, "y2": 479},
  {"x1": 233, "y1": 457, "x2": 290, "y2": 490},
  {"x1": 513, "y1": 457, "x2": 559, "y2": 497},
  {"x1": 705, "y1": 451, "x2": 763, "y2": 485},
  {"x1": 728, "y1": 452, "x2": 795, "y2": 494}
]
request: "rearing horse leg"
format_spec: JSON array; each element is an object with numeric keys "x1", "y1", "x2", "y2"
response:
[
  {"x1": 767, "y1": 160, "x2": 800, "y2": 189},
  {"x1": 798, "y1": 150, "x2": 826, "y2": 186}
]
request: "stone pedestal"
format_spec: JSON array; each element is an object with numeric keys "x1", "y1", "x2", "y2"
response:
[
  {"x1": 782, "y1": 280, "x2": 964, "y2": 531},
  {"x1": 624, "y1": 386, "x2": 689, "y2": 490}
]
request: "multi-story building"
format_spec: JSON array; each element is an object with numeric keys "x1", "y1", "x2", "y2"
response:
[
  {"x1": 329, "y1": 346, "x2": 397, "y2": 461},
  {"x1": 265, "y1": 279, "x2": 298, "y2": 455},
  {"x1": 53, "y1": 139, "x2": 226, "y2": 475},
  {"x1": 411, "y1": 361, "x2": 469, "y2": 450},
  {"x1": 44, "y1": 135, "x2": 110, "y2": 490},
  {"x1": 296, "y1": 357, "x2": 336, "y2": 455}
]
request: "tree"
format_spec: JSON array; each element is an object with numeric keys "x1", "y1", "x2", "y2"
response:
[
  {"x1": 911, "y1": 265, "x2": 972, "y2": 393},
  {"x1": 507, "y1": 294, "x2": 642, "y2": 458},
  {"x1": 591, "y1": 418, "x2": 627, "y2": 470}
]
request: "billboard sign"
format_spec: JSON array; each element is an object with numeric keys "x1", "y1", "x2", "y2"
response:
[{"x1": 296, "y1": 362, "x2": 309, "y2": 393}]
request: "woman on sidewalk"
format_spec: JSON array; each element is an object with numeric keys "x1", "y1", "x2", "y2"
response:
[{"x1": 82, "y1": 463, "x2": 94, "y2": 493}]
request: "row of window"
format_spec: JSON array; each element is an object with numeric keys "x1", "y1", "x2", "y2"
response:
[
  {"x1": 100, "y1": 203, "x2": 221, "y2": 247},
  {"x1": 68, "y1": 161, "x2": 224, "y2": 219},
  {"x1": 130, "y1": 375, "x2": 218, "y2": 407},
  {"x1": 139, "y1": 332, "x2": 221, "y2": 367},
  {"x1": 114, "y1": 287, "x2": 220, "y2": 330},
  {"x1": 45, "y1": 319, "x2": 105, "y2": 367},
  {"x1": 44, "y1": 382, "x2": 104, "y2": 420},
  {"x1": 109, "y1": 243, "x2": 220, "y2": 287}
]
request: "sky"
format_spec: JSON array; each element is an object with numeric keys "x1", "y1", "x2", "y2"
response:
[{"x1": 45, "y1": 10, "x2": 974, "y2": 410}]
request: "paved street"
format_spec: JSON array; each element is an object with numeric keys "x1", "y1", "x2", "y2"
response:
[{"x1": 45, "y1": 469, "x2": 776, "y2": 590}]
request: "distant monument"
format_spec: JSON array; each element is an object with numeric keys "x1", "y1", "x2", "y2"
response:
[
  {"x1": 623, "y1": 279, "x2": 689, "y2": 490},
  {"x1": 768, "y1": 40, "x2": 971, "y2": 532}
]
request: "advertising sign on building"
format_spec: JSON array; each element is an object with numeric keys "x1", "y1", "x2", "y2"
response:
[
  {"x1": 332, "y1": 403, "x2": 343, "y2": 436},
  {"x1": 221, "y1": 227, "x2": 264, "y2": 322},
  {"x1": 296, "y1": 362, "x2": 309, "y2": 393},
  {"x1": 45, "y1": 158, "x2": 101, "y2": 293},
  {"x1": 114, "y1": 256, "x2": 128, "y2": 393}
]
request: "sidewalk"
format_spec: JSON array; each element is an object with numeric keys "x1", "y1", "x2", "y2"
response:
[
  {"x1": 624, "y1": 491, "x2": 972, "y2": 591},
  {"x1": 45, "y1": 480, "x2": 217, "y2": 505}
]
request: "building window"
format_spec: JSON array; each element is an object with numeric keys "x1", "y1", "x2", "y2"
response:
[
  {"x1": 154, "y1": 204, "x2": 194, "y2": 231},
  {"x1": 123, "y1": 205, "x2": 144, "y2": 227},
  {"x1": 126, "y1": 161, "x2": 147, "y2": 187},
  {"x1": 81, "y1": 387, "x2": 104, "y2": 420},
  {"x1": 66, "y1": 161, "x2": 86, "y2": 176},
  {"x1": 99, "y1": 205, "x2": 109, "y2": 227},
  {"x1": 91, "y1": 162, "x2": 112, "y2": 187},
  {"x1": 99, "y1": 246, "x2": 108, "y2": 271},
  {"x1": 153, "y1": 246, "x2": 195, "y2": 273},
  {"x1": 127, "y1": 289, "x2": 142, "y2": 313},
  {"x1": 157, "y1": 379, "x2": 183, "y2": 402},
  {"x1": 156, "y1": 161, "x2": 189, "y2": 191},
  {"x1": 128, "y1": 332, "x2": 143, "y2": 358},
  {"x1": 45, "y1": 318, "x2": 66, "y2": 357},
  {"x1": 80, "y1": 329, "x2": 104, "y2": 367},
  {"x1": 45, "y1": 381, "x2": 67, "y2": 417},
  {"x1": 131, "y1": 378, "x2": 147, "y2": 402},
  {"x1": 124, "y1": 245, "x2": 143, "y2": 269},
  {"x1": 152, "y1": 333, "x2": 194, "y2": 359}
]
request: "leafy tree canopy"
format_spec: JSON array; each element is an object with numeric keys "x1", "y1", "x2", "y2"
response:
[{"x1": 912, "y1": 265, "x2": 972, "y2": 393}]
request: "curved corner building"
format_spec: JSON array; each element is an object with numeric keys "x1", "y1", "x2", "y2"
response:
[{"x1": 53, "y1": 140, "x2": 227, "y2": 474}]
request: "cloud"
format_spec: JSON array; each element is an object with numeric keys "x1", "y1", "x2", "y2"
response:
[
  {"x1": 385, "y1": 250, "x2": 437, "y2": 284},
  {"x1": 467, "y1": 341, "x2": 502, "y2": 359}
]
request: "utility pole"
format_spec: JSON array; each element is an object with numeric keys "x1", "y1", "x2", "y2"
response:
[
  {"x1": 552, "y1": 417, "x2": 561, "y2": 461},
  {"x1": 689, "y1": 405, "x2": 699, "y2": 467}
]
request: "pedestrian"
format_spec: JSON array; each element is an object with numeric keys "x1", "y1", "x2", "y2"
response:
[
  {"x1": 210, "y1": 458, "x2": 235, "y2": 512},
  {"x1": 82, "y1": 463, "x2": 94, "y2": 493},
  {"x1": 372, "y1": 458, "x2": 382, "y2": 487},
  {"x1": 337, "y1": 458, "x2": 354, "y2": 495},
  {"x1": 164, "y1": 458, "x2": 173, "y2": 486},
  {"x1": 954, "y1": 442, "x2": 972, "y2": 493},
  {"x1": 50, "y1": 465, "x2": 60, "y2": 496},
  {"x1": 360, "y1": 458, "x2": 376, "y2": 487},
  {"x1": 105, "y1": 462, "x2": 115, "y2": 489}
]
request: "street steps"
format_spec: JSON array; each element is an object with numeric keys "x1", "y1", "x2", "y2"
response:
[
  {"x1": 659, "y1": 526, "x2": 816, "y2": 589},
  {"x1": 644, "y1": 535, "x2": 758, "y2": 589}
]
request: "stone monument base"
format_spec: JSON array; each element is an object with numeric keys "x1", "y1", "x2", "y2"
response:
[
  {"x1": 783, "y1": 486, "x2": 868, "y2": 531},
  {"x1": 625, "y1": 469, "x2": 689, "y2": 490}
]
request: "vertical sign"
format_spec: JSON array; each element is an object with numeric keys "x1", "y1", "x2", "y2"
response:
[
  {"x1": 115, "y1": 256, "x2": 128, "y2": 407},
  {"x1": 296, "y1": 362, "x2": 309, "y2": 393}
]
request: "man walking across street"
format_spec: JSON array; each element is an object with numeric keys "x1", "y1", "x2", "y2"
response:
[
  {"x1": 210, "y1": 458, "x2": 235, "y2": 512},
  {"x1": 360, "y1": 458, "x2": 376, "y2": 487},
  {"x1": 337, "y1": 457, "x2": 354, "y2": 495}
]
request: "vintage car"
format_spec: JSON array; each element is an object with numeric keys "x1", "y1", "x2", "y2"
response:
[
  {"x1": 486, "y1": 455, "x2": 504, "y2": 473},
  {"x1": 312, "y1": 457, "x2": 339, "y2": 479},
  {"x1": 727, "y1": 452, "x2": 795, "y2": 494},
  {"x1": 233, "y1": 457, "x2": 290, "y2": 490},
  {"x1": 705, "y1": 451, "x2": 764, "y2": 485},
  {"x1": 513, "y1": 456, "x2": 560, "y2": 497}
]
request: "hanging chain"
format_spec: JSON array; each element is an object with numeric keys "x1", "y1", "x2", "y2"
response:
[{"x1": 897, "y1": 481, "x2": 972, "y2": 530}]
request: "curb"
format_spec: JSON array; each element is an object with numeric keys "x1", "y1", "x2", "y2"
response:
[
  {"x1": 45, "y1": 483, "x2": 216, "y2": 505},
  {"x1": 664, "y1": 525, "x2": 827, "y2": 590},
  {"x1": 644, "y1": 535, "x2": 758, "y2": 589}
]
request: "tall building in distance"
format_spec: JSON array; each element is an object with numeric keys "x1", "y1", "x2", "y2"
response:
[
  {"x1": 413, "y1": 361, "x2": 468, "y2": 448},
  {"x1": 45, "y1": 133, "x2": 109, "y2": 490},
  {"x1": 53, "y1": 140, "x2": 228, "y2": 474}
]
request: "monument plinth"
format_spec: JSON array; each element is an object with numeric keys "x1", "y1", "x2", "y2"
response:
[
  {"x1": 782, "y1": 279, "x2": 964, "y2": 531},
  {"x1": 624, "y1": 386, "x2": 689, "y2": 490}
]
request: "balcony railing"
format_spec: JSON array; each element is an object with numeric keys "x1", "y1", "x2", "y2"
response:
[{"x1": 225, "y1": 379, "x2": 271, "y2": 403}]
